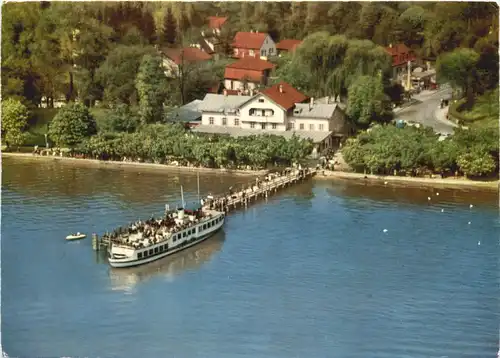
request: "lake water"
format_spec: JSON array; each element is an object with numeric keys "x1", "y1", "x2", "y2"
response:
[{"x1": 2, "y1": 157, "x2": 498, "y2": 358}]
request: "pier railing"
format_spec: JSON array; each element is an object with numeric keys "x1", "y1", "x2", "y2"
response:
[{"x1": 204, "y1": 168, "x2": 317, "y2": 212}]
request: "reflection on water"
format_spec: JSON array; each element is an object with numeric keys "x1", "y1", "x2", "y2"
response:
[
  {"x1": 3, "y1": 156, "x2": 498, "y2": 358},
  {"x1": 2, "y1": 156, "x2": 257, "y2": 204},
  {"x1": 108, "y1": 232, "x2": 226, "y2": 292}
]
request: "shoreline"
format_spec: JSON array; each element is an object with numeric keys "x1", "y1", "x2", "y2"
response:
[
  {"x1": 315, "y1": 170, "x2": 499, "y2": 191},
  {"x1": 1, "y1": 152, "x2": 268, "y2": 176}
]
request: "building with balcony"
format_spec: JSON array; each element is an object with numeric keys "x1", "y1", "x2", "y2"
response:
[{"x1": 194, "y1": 82, "x2": 351, "y2": 153}]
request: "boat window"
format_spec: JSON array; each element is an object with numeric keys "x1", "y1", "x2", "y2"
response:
[
  {"x1": 138, "y1": 252, "x2": 143, "y2": 259},
  {"x1": 203, "y1": 224, "x2": 206, "y2": 230},
  {"x1": 183, "y1": 232, "x2": 186, "y2": 238},
  {"x1": 159, "y1": 245, "x2": 163, "y2": 252},
  {"x1": 154, "y1": 247, "x2": 159, "y2": 254},
  {"x1": 173, "y1": 235, "x2": 177, "y2": 241},
  {"x1": 149, "y1": 249, "x2": 153, "y2": 255}
]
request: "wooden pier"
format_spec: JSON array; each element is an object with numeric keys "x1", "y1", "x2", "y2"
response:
[
  {"x1": 93, "y1": 167, "x2": 317, "y2": 250},
  {"x1": 203, "y1": 167, "x2": 317, "y2": 213}
]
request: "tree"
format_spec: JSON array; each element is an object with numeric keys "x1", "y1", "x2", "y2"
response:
[
  {"x1": 97, "y1": 45, "x2": 156, "y2": 105},
  {"x1": 436, "y1": 48, "x2": 480, "y2": 107},
  {"x1": 48, "y1": 102, "x2": 97, "y2": 147},
  {"x1": 1, "y1": 98, "x2": 29, "y2": 148},
  {"x1": 395, "y1": 5, "x2": 427, "y2": 47},
  {"x1": 102, "y1": 104, "x2": 139, "y2": 133},
  {"x1": 162, "y1": 7, "x2": 177, "y2": 45},
  {"x1": 135, "y1": 54, "x2": 167, "y2": 124},
  {"x1": 347, "y1": 75, "x2": 392, "y2": 127},
  {"x1": 457, "y1": 149, "x2": 496, "y2": 177}
]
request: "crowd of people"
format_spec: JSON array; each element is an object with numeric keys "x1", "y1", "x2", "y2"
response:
[{"x1": 103, "y1": 208, "x2": 206, "y2": 249}]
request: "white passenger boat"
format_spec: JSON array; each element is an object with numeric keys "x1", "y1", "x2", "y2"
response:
[
  {"x1": 107, "y1": 207, "x2": 225, "y2": 268},
  {"x1": 107, "y1": 177, "x2": 226, "y2": 268},
  {"x1": 66, "y1": 232, "x2": 86, "y2": 241}
]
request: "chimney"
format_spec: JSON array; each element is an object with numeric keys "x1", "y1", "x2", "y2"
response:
[
  {"x1": 279, "y1": 85, "x2": 283, "y2": 93},
  {"x1": 309, "y1": 97, "x2": 314, "y2": 110},
  {"x1": 326, "y1": 96, "x2": 330, "y2": 104},
  {"x1": 223, "y1": 89, "x2": 228, "y2": 96},
  {"x1": 250, "y1": 89, "x2": 254, "y2": 96}
]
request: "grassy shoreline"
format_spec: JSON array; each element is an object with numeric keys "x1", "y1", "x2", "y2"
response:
[
  {"x1": 314, "y1": 170, "x2": 499, "y2": 191},
  {"x1": 1, "y1": 152, "x2": 268, "y2": 176}
]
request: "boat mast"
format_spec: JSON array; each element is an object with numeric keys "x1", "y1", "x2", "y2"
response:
[
  {"x1": 181, "y1": 185, "x2": 185, "y2": 208},
  {"x1": 197, "y1": 172, "x2": 200, "y2": 202}
]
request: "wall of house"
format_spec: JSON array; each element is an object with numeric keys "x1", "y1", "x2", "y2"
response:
[
  {"x1": 201, "y1": 112, "x2": 243, "y2": 127},
  {"x1": 259, "y1": 36, "x2": 277, "y2": 58},
  {"x1": 288, "y1": 117, "x2": 330, "y2": 131},
  {"x1": 238, "y1": 94, "x2": 286, "y2": 125},
  {"x1": 328, "y1": 108, "x2": 349, "y2": 135},
  {"x1": 224, "y1": 79, "x2": 258, "y2": 91},
  {"x1": 233, "y1": 48, "x2": 258, "y2": 58}
]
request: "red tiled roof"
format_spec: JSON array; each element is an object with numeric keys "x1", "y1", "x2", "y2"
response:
[
  {"x1": 208, "y1": 16, "x2": 228, "y2": 29},
  {"x1": 385, "y1": 43, "x2": 416, "y2": 67},
  {"x1": 162, "y1": 47, "x2": 212, "y2": 65},
  {"x1": 224, "y1": 68, "x2": 264, "y2": 82},
  {"x1": 232, "y1": 32, "x2": 268, "y2": 50},
  {"x1": 226, "y1": 57, "x2": 275, "y2": 71},
  {"x1": 260, "y1": 82, "x2": 308, "y2": 110},
  {"x1": 276, "y1": 39, "x2": 302, "y2": 51}
]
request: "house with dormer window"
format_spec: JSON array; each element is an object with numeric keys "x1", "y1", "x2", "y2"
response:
[{"x1": 194, "y1": 82, "x2": 350, "y2": 152}]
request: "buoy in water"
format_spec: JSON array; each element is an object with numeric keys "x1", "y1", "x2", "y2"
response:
[
  {"x1": 441, "y1": 209, "x2": 444, "y2": 212},
  {"x1": 470, "y1": 204, "x2": 474, "y2": 208},
  {"x1": 477, "y1": 241, "x2": 481, "y2": 246},
  {"x1": 468, "y1": 221, "x2": 471, "y2": 225},
  {"x1": 383, "y1": 229, "x2": 388, "y2": 233}
]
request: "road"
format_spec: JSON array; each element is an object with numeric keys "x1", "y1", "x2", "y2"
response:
[{"x1": 394, "y1": 87, "x2": 458, "y2": 135}]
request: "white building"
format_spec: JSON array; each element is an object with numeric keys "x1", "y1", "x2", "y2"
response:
[{"x1": 194, "y1": 82, "x2": 351, "y2": 153}]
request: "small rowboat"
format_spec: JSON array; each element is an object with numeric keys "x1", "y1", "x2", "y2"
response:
[{"x1": 66, "y1": 232, "x2": 86, "y2": 241}]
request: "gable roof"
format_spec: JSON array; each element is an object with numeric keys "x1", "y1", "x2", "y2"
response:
[
  {"x1": 232, "y1": 32, "x2": 269, "y2": 50},
  {"x1": 226, "y1": 57, "x2": 275, "y2": 71},
  {"x1": 385, "y1": 43, "x2": 416, "y2": 67},
  {"x1": 208, "y1": 16, "x2": 228, "y2": 29},
  {"x1": 259, "y1": 82, "x2": 308, "y2": 110},
  {"x1": 161, "y1": 47, "x2": 212, "y2": 65},
  {"x1": 276, "y1": 39, "x2": 302, "y2": 52},
  {"x1": 198, "y1": 93, "x2": 252, "y2": 112},
  {"x1": 291, "y1": 103, "x2": 338, "y2": 119},
  {"x1": 167, "y1": 100, "x2": 203, "y2": 122}
]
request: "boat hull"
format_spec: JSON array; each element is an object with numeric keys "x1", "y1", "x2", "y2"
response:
[
  {"x1": 66, "y1": 235, "x2": 86, "y2": 241},
  {"x1": 108, "y1": 219, "x2": 224, "y2": 268}
]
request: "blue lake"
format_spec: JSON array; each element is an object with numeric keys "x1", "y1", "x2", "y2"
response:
[{"x1": 2, "y1": 157, "x2": 498, "y2": 358}]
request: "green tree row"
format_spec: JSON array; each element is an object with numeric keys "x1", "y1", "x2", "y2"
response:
[
  {"x1": 74, "y1": 124, "x2": 313, "y2": 170},
  {"x1": 342, "y1": 124, "x2": 499, "y2": 178}
]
